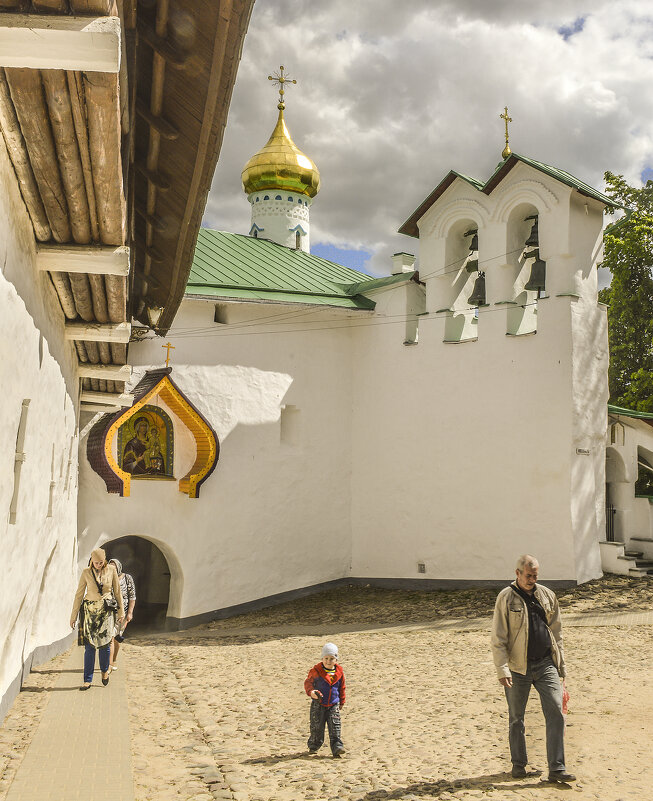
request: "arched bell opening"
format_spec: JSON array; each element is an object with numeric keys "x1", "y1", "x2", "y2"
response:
[
  {"x1": 442, "y1": 217, "x2": 480, "y2": 342},
  {"x1": 505, "y1": 203, "x2": 542, "y2": 335},
  {"x1": 102, "y1": 535, "x2": 181, "y2": 630}
]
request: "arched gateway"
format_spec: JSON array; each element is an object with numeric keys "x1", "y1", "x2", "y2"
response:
[{"x1": 102, "y1": 535, "x2": 183, "y2": 630}]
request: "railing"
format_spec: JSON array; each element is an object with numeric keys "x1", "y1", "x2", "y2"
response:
[{"x1": 605, "y1": 503, "x2": 616, "y2": 542}]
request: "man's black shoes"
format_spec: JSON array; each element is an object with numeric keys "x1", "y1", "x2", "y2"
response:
[
  {"x1": 511, "y1": 765, "x2": 527, "y2": 778},
  {"x1": 548, "y1": 770, "x2": 576, "y2": 783}
]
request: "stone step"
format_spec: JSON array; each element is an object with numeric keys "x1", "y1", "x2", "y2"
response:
[
  {"x1": 630, "y1": 537, "x2": 653, "y2": 543},
  {"x1": 635, "y1": 560, "x2": 653, "y2": 567},
  {"x1": 624, "y1": 551, "x2": 644, "y2": 558},
  {"x1": 629, "y1": 568, "x2": 650, "y2": 577},
  {"x1": 618, "y1": 555, "x2": 638, "y2": 561}
]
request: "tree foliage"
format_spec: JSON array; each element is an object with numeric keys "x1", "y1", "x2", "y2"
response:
[{"x1": 598, "y1": 172, "x2": 653, "y2": 412}]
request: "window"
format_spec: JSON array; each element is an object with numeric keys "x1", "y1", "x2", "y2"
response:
[{"x1": 295, "y1": 231, "x2": 301, "y2": 249}]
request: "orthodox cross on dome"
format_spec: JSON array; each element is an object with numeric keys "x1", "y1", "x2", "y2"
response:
[
  {"x1": 500, "y1": 106, "x2": 513, "y2": 159},
  {"x1": 162, "y1": 341, "x2": 175, "y2": 367},
  {"x1": 268, "y1": 65, "x2": 297, "y2": 111}
]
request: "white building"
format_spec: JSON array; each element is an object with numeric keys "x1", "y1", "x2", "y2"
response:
[
  {"x1": 78, "y1": 102, "x2": 621, "y2": 630},
  {"x1": 0, "y1": 2, "x2": 253, "y2": 719}
]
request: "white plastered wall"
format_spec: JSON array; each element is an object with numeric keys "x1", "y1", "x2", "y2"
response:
[
  {"x1": 0, "y1": 136, "x2": 79, "y2": 716},
  {"x1": 351, "y1": 163, "x2": 606, "y2": 584},
  {"x1": 78, "y1": 299, "x2": 358, "y2": 620}
]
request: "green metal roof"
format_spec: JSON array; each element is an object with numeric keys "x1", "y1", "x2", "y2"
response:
[
  {"x1": 185, "y1": 230, "x2": 416, "y2": 309},
  {"x1": 399, "y1": 152, "x2": 623, "y2": 238},
  {"x1": 608, "y1": 404, "x2": 653, "y2": 421}
]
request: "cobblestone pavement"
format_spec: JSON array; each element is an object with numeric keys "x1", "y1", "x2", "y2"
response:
[{"x1": 1, "y1": 597, "x2": 652, "y2": 801}]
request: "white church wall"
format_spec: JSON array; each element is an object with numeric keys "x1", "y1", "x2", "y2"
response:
[
  {"x1": 0, "y1": 138, "x2": 79, "y2": 719},
  {"x1": 78, "y1": 298, "x2": 357, "y2": 622},
  {"x1": 350, "y1": 163, "x2": 607, "y2": 584}
]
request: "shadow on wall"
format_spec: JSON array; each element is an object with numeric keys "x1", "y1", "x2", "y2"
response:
[{"x1": 103, "y1": 535, "x2": 174, "y2": 630}]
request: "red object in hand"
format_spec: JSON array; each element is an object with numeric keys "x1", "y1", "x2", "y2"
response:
[{"x1": 562, "y1": 682, "x2": 570, "y2": 714}]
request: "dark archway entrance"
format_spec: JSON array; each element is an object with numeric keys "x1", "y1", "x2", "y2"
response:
[{"x1": 104, "y1": 536, "x2": 171, "y2": 630}]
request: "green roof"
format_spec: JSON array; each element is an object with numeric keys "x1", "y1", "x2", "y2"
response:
[
  {"x1": 608, "y1": 404, "x2": 653, "y2": 421},
  {"x1": 399, "y1": 152, "x2": 623, "y2": 238},
  {"x1": 185, "y1": 230, "x2": 416, "y2": 309}
]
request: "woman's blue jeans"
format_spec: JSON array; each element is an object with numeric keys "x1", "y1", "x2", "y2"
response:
[
  {"x1": 504, "y1": 655, "x2": 566, "y2": 772},
  {"x1": 83, "y1": 642, "x2": 110, "y2": 683}
]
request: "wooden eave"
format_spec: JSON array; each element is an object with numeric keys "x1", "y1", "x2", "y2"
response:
[{"x1": 0, "y1": 0, "x2": 253, "y2": 404}]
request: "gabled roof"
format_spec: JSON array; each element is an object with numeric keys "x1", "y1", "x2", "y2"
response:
[
  {"x1": 186, "y1": 229, "x2": 398, "y2": 310},
  {"x1": 399, "y1": 153, "x2": 623, "y2": 238}
]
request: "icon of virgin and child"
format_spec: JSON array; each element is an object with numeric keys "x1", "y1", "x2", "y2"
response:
[{"x1": 122, "y1": 415, "x2": 166, "y2": 475}]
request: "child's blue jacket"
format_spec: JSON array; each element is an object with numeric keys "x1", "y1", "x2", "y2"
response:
[{"x1": 304, "y1": 663, "x2": 346, "y2": 707}]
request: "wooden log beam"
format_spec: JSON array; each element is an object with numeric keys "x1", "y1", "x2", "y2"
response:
[
  {"x1": 41, "y1": 69, "x2": 91, "y2": 243},
  {"x1": 5, "y1": 68, "x2": 71, "y2": 242},
  {"x1": 49, "y1": 271, "x2": 78, "y2": 319},
  {"x1": 88, "y1": 273, "x2": 109, "y2": 322},
  {"x1": 65, "y1": 321, "x2": 130, "y2": 342},
  {"x1": 36, "y1": 244, "x2": 130, "y2": 275},
  {"x1": 137, "y1": 20, "x2": 189, "y2": 68},
  {"x1": 0, "y1": 15, "x2": 121, "y2": 73},
  {"x1": 78, "y1": 363, "x2": 131, "y2": 381},
  {"x1": 67, "y1": 71, "x2": 99, "y2": 241},
  {"x1": 68, "y1": 273, "x2": 94, "y2": 321},
  {"x1": 0, "y1": 70, "x2": 51, "y2": 240},
  {"x1": 81, "y1": 390, "x2": 134, "y2": 407},
  {"x1": 105, "y1": 274, "x2": 126, "y2": 322},
  {"x1": 84, "y1": 72, "x2": 124, "y2": 245}
]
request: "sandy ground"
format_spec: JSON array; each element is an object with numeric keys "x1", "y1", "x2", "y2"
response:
[{"x1": 2, "y1": 576, "x2": 653, "y2": 801}]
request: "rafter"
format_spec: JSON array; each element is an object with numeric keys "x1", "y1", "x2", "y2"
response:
[
  {"x1": 0, "y1": 15, "x2": 121, "y2": 73},
  {"x1": 37, "y1": 244, "x2": 130, "y2": 276},
  {"x1": 65, "y1": 322, "x2": 131, "y2": 343}
]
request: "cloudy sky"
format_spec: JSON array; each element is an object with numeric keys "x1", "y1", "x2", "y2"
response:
[{"x1": 203, "y1": 0, "x2": 653, "y2": 280}]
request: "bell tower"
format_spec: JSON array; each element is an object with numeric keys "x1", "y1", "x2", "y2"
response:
[{"x1": 241, "y1": 67, "x2": 320, "y2": 253}]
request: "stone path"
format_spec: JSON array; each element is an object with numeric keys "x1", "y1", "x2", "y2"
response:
[
  {"x1": 4, "y1": 648, "x2": 134, "y2": 801},
  {"x1": 3, "y1": 607, "x2": 653, "y2": 801}
]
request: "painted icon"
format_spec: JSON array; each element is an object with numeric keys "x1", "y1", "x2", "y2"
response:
[{"x1": 118, "y1": 405, "x2": 174, "y2": 478}]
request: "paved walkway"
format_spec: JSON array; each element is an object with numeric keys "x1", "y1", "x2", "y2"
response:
[
  {"x1": 5, "y1": 647, "x2": 134, "y2": 801},
  {"x1": 3, "y1": 607, "x2": 652, "y2": 800}
]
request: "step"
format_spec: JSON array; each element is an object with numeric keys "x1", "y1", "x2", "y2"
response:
[
  {"x1": 629, "y1": 568, "x2": 650, "y2": 577},
  {"x1": 630, "y1": 537, "x2": 653, "y2": 543},
  {"x1": 635, "y1": 560, "x2": 653, "y2": 567},
  {"x1": 618, "y1": 555, "x2": 638, "y2": 561},
  {"x1": 624, "y1": 551, "x2": 644, "y2": 558}
]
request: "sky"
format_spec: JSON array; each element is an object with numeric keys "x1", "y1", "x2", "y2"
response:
[{"x1": 203, "y1": 0, "x2": 653, "y2": 282}]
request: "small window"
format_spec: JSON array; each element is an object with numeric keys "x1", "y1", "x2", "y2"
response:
[
  {"x1": 275, "y1": 195, "x2": 282, "y2": 200},
  {"x1": 253, "y1": 229, "x2": 258, "y2": 238},
  {"x1": 288, "y1": 196, "x2": 293, "y2": 201},
  {"x1": 256, "y1": 197, "x2": 260, "y2": 202},
  {"x1": 264, "y1": 195, "x2": 269, "y2": 200},
  {"x1": 297, "y1": 199, "x2": 303, "y2": 204},
  {"x1": 295, "y1": 231, "x2": 301, "y2": 249}
]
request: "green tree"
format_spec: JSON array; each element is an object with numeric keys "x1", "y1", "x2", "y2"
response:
[{"x1": 598, "y1": 171, "x2": 653, "y2": 412}]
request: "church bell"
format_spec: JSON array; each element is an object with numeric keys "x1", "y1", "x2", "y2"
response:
[
  {"x1": 524, "y1": 255, "x2": 546, "y2": 292},
  {"x1": 467, "y1": 272, "x2": 486, "y2": 306},
  {"x1": 524, "y1": 215, "x2": 539, "y2": 247},
  {"x1": 465, "y1": 258, "x2": 479, "y2": 273}
]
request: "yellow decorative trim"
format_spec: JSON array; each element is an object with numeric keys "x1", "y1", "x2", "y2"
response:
[{"x1": 104, "y1": 374, "x2": 218, "y2": 499}]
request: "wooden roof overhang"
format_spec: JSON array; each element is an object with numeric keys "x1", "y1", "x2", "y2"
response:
[{"x1": 0, "y1": 0, "x2": 253, "y2": 413}]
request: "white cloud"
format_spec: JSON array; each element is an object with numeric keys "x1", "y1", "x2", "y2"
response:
[{"x1": 204, "y1": 0, "x2": 653, "y2": 276}]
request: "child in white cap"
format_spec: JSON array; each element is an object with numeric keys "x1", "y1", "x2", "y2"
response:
[{"x1": 304, "y1": 642, "x2": 346, "y2": 757}]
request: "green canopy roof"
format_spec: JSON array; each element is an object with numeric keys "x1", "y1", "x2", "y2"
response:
[{"x1": 185, "y1": 230, "x2": 416, "y2": 309}]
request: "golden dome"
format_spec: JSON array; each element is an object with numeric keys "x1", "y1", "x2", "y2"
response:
[{"x1": 241, "y1": 108, "x2": 320, "y2": 198}]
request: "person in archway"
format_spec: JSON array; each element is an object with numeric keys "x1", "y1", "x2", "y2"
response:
[
  {"x1": 108, "y1": 558, "x2": 136, "y2": 671},
  {"x1": 70, "y1": 548, "x2": 124, "y2": 690}
]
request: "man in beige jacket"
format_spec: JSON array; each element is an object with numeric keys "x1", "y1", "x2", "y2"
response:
[{"x1": 491, "y1": 555, "x2": 575, "y2": 784}]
